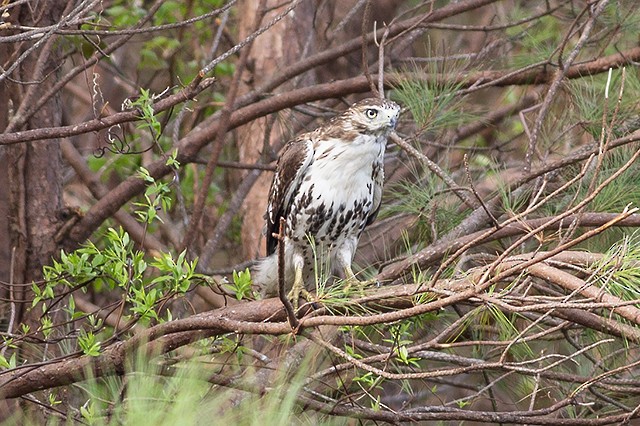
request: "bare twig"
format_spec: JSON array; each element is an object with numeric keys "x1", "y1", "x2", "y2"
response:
[
  {"x1": 275, "y1": 218, "x2": 298, "y2": 329},
  {"x1": 390, "y1": 132, "x2": 478, "y2": 209},
  {"x1": 463, "y1": 154, "x2": 498, "y2": 227},
  {"x1": 524, "y1": 0, "x2": 611, "y2": 173}
]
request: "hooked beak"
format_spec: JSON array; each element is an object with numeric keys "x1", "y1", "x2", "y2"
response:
[{"x1": 389, "y1": 114, "x2": 399, "y2": 129}]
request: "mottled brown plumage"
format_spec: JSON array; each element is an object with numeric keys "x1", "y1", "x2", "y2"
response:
[{"x1": 255, "y1": 98, "x2": 400, "y2": 304}]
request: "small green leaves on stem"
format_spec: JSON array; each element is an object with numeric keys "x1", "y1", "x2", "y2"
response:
[
  {"x1": 150, "y1": 250, "x2": 199, "y2": 294},
  {"x1": 123, "y1": 87, "x2": 163, "y2": 143},
  {"x1": 225, "y1": 268, "x2": 254, "y2": 300},
  {"x1": 78, "y1": 329, "x2": 101, "y2": 357},
  {"x1": 39, "y1": 227, "x2": 206, "y2": 333},
  {"x1": 134, "y1": 167, "x2": 173, "y2": 225},
  {"x1": 0, "y1": 352, "x2": 17, "y2": 370}
]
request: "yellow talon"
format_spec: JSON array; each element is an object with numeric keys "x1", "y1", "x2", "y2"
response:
[
  {"x1": 342, "y1": 265, "x2": 375, "y2": 295},
  {"x1": 287, "y1": 263, "x2": 313, "y2": 309}
]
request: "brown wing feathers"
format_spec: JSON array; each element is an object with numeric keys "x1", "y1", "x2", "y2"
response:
[{"x1": 265, "y1": 138, "x2": 313, "y2": 254}]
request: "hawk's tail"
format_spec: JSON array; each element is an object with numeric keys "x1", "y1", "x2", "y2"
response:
[{"x1": 252, "y1": 253, "x2": 292, "y2": 298}]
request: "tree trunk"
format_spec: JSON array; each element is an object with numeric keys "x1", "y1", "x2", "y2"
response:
[
  {"x1": 236, "y1": 0, "x2": 320, "y2": 259},
  {"x1": 0, "y1": 1, "x2": 66, "y2": 330}
]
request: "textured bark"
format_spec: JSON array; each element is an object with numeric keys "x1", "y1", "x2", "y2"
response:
[
  {"x1": 236, "y1": 0, "x2": 320, "y2": 259},
  {"x1": 0, "y1": 1, "x2": 66, "y2": 327}
]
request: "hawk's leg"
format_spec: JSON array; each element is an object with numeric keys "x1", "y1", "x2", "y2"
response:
[
  {"x1": 287, "y1": 252, "x2": 312, "y2": 309},
  {"x1": 342, "y1": 264, "x2": 376, "y2": 295},
  {"x1": 336, "y1": 238, "x2": 375, "y2": 295}
]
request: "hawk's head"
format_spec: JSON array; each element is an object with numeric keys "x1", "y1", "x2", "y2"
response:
[
  {"x1": 345, "y1": 98, "x2": 400, "y2": 136},
  {"x1": 325, "y1": 98, "x2": 401, "y2": 138}
]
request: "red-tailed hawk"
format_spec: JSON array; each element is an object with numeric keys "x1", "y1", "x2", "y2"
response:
[{"x1": 254, "y1": 98, "x2": 401, "y2": 305}]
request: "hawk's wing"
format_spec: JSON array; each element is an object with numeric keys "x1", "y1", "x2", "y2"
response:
[
  {"x1": 265, "y1": 136, "x2": 314, "y2": 255},
  {"x1": 364, "y1": 162, "x2": 384, "y2": 228}
]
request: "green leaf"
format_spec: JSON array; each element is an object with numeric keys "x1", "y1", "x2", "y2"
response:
[
  {"x1": 0, "y1": 353, "x2": 14, "y2": 369},
  {"x1": 78, "y1": 330, "x2": 101, "y2": 357},
  {"x1": 225, "y1": 268, "x2": 253, "y2": 300}
]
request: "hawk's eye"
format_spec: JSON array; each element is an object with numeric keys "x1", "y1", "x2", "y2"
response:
[{"x1": 365, "y1": 108, "x2": 378, "y2": 119}]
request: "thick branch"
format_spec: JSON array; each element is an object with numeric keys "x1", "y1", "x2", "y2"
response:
[
  {"x1": 3, "y1": 241, "x2": 640, "y2": 400},
  {"x1": 5, "y1": 44, "x2": 640, "y2": 147}
]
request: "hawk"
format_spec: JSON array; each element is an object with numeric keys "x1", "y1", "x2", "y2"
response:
[{"x1": 254, "y1": 98, "x2": 401, "y2": 305}]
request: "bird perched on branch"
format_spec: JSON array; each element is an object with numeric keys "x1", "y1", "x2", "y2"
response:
[{"x1": 254, "y1": 97, "x2": 401, "y2": 306}]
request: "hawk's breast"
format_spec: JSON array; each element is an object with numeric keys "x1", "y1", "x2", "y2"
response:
[{"x1": 286, "y1": 135, "x2": 385, "y2": 246}]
